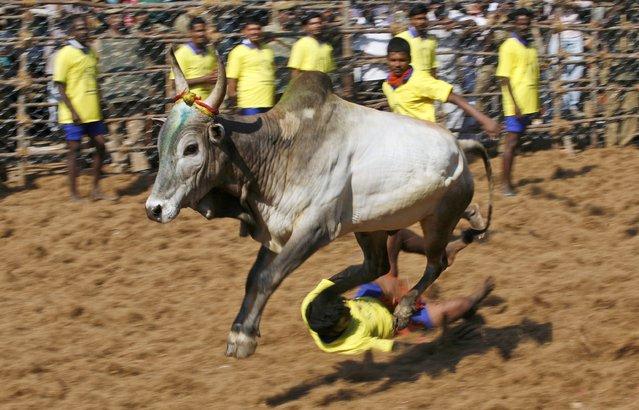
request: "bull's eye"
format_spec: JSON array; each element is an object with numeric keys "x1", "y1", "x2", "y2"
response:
[{"x1": 183, "y1": 143, "x2": 199, "y2": 156}]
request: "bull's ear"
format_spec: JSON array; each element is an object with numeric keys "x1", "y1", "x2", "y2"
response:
[{"x1": 207, "y1": 123, "x2": 226, "y2": 146}]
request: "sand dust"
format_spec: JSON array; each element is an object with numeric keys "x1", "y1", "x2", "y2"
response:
[{"x1": 1, "y1": 147, "x2": 638, "y2": 408}]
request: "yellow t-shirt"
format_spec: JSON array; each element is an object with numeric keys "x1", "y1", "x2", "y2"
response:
[
  {"x1": 495, "y1": 37, "x2": 540, "y2": 116},
  {"x1": 53, "y1": 45, "x2": 101, "y2": 124},
  {"x1": 396, "y1": 30, "x2": 438, "y2": 73},
  {"x1": 301, "y1": 279, "x2": 395, "y2": 355},
  {"x1": 382, "y1": 69, "x2": 453, "y2": 123},
  {"x1": 227, "y1": 42, "x2": 275, "y2": 109},
  {"x1": 170, "y1": 43, "x2": 217, "y2": 99},
  {"x1": 287, "y1": 36, "x2": 335, "y2": 73}
]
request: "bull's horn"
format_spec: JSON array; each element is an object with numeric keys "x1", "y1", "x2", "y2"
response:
[
  {"x1": 203, "y1": 50, "x2": 226, "y2": 112},
  {"x1": 169, "y1": 46, "x2": 189, "y2": 94}
]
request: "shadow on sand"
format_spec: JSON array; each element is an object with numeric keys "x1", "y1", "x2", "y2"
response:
[{"x1": 265, "y1": 317, "x2": 552, "y2": 407}]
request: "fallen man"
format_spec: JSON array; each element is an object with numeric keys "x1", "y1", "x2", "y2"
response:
[{"x1": 302, "y1": 275, "x2": 495, "y2": 354}]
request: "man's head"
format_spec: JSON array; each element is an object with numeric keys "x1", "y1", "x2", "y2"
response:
[
  {"x1": 387, "y1": 37, "x2": 411, "y2": 76},
  {"x1": 105, "y1": 10, "x2": 123, "y2": 33},
  {"x1": 67, "y1": 14, "x2": 89, "y2": 44},
  {"x1": 408, "y1": 3, "x2": 429, "y2": 35},
  {"x1": 509, "y1": 8, "x2": 533, "y2": 38},
  {"x1": 189, "y1": 16, "x2": 208, "y2": 48},
  {"x1": 301, "y1": 11, "x2": 323, "y2": 38},
  {"x1": 306, "y1": 288, "x2": 352, "y2": 342},
  {"x1": 275, "y1": 2, "x2": 297, "y2": 29},
  {"x1": 241, "y1": 16, "x2": 264, "y2": 44}
]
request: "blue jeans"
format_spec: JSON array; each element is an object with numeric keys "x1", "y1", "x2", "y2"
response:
[{"x1": 355, "y1": 282, "x2": 434, "y2": 329}]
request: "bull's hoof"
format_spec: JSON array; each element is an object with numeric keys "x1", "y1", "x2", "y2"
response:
[
  {"x1": 393, "y1": 304, "x2": 413, "y2": 331},
  {"x1": 225, "y1": 330, "x2": 258, "y2": 359}
]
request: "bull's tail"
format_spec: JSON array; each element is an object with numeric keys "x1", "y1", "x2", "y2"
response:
[{"x1": 458, "y1": 139, "x2": 493, "y2": 244}]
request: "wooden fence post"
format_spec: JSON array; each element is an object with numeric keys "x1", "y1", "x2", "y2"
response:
[{"x1": 341, "y1": 0, "x2": 354, "y2": 101}]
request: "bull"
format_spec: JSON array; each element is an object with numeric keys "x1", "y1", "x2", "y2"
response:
[{"x1": 145, "y1": 50, "x2": 493, "y2": 358}]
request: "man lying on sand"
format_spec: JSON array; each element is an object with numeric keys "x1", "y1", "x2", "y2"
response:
[{"x1": 301, "y1": 274, "x2": 494, "y2": 354}]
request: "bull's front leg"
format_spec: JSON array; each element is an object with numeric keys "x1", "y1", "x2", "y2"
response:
[{"x1": 226, "y1": 224, "x2": 331, "y2": 359}]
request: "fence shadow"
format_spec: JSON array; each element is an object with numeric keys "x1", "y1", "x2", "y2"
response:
[{"x1": 265, "y1": 317, "x2": 552, "y2": 407}]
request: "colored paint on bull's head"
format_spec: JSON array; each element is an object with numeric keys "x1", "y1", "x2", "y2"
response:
[{"x1": 158, "y1": 103, "x2": 193, "y2": 160}]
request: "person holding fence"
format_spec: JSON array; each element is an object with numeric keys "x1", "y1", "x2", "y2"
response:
[
  {"x1": 226, "y1": 16, "x2": 275, "y2": 116},
  {"x1": 496, "y1": 8, "x2": 540, "y2": 197},
  {"x1": 54, "y1": 15, "x2": 112, "y2": 202},
  {"x1": 170, "y1": 17, "x2": 218, "y2": 99},
  {"x1": 287, "y1": 12, "x2": 335, "y2": 79}
]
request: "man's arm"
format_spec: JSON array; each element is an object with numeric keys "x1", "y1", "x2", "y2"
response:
[
  {"x1": 447, "y1": 92, "x2": 500, "y2": 138},
  {"x1": 226, "y1": 78, "x2": 238, "y2": 109},
  {"x1": 186, "y1": 71, "x2": 218, "y2": 88},
  {"x1": 55, "y1": 82, "x2": 81, "y2": 124},
  {"x1": 290, "y1": 68, "x2": 301, "y2": 79},
  {"x1": 497, "y1": 76, "x2": 522, "y2": 117}
]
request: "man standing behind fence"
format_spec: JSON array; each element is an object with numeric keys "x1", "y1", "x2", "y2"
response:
[
  {"x1": 226, "y1": 16, "x2": 275, "y2": 115},
  {"x1": 396, "y1": 4, "x2": 437, "y2": 78},
  {"x1": 496, "y1": 8, "x2": 539, "y2": 197},
  {"x1": 171, "y1": 17, "x2": 218, "y2": 98},
  {"x1": 287, "y1": 12, "x2": 335, "y2": 79},
  {"x1": 54, "y1": 15, "x2": 111, "y2": 202}
]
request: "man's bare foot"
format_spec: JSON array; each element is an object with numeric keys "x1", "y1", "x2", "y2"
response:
[
  {"x1": 463, "y1": 276, "x2": 496, "y2": 319},
  {"x1": 91, "y1": 189, "x2": 119, "y2": 202}
]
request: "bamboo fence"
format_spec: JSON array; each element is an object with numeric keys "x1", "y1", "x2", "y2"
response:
[{"x1": 0, "y1": 0, "x2": 637, "y2": 185}]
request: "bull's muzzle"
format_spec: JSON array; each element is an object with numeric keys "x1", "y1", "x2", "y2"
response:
[{"x1": 146, "y1": 202, "x2": 163, "y2": 222}]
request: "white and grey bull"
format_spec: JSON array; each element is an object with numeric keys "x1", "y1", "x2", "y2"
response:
[{"x1": 146, "y1": 50, "x2": 493, "y2": 358}]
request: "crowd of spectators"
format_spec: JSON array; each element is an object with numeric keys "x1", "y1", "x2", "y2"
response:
[{"x1": 0, "y1": 0, "x2": 637, "y2": 175}]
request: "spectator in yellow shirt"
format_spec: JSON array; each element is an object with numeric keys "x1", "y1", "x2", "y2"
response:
[
  {"x1": 171, "y1": 17, "x2": 218, "y2": 99},
  {"x1": 227, "y1": 16, "x2": 275, "y2": 115},
  {"x1": 302, "y1": 275, "x2": 495, "y2": 355},
  {"x1": 287, "y1": 12, "x2": 335, "y2": 78},
  {"x1": 396, "y1": 4, "x2": 438, "y2": 78},
  {"x1": 382, "y1": 37, "x2": 499, "y2": 136},
  {"x1": 54, "y1": 15, "x2": 112, "y2": 202},
  {"x1": 496, "y1": 8, "x2": 540, "y2": 197}
]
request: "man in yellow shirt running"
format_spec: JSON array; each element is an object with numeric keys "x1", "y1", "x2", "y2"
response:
[
  {"x1": 287, "y1": 12, "x2": 335, "y2": 78},
  {"x1": 171, "y1": 17, "x2": 218, "y2": 99},
  {"x1": 54, "y1": 15, "x2": 111, "y2": 201},
  {"x1": 227, "y1": 16, "x2": 275, "y2": 115},
  {"x1": 496, "y1": 8, "x2": 540, "y2": 196},
  {"x1": 396, "y1": 4, "x2": 438, "y2": 78},
  {"x1": 302, "y1": 275, "x2": 495, "y2": 354},
  {"x1": 382, "y1": 37, "x2": 499, "y2": 137}
]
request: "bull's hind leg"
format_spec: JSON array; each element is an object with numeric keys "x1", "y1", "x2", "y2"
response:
[{"x1": 393, "y1": 194, "x2": 470, "y2": 330}]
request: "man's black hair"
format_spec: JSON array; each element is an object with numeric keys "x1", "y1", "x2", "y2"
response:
[
  {"x1": 305, "y1": 288, "x2": 350, "y2": 340},
  {"x1": 64, "y1": 14, "x2": 86, "y2": 32},
  {"x1": 408, "y1": 4, "x2": 429, "y2": 17},
  {"x1": 387, "y1": 36, "x2": 411, "y2": 56},
  {"x1": 241, "y1": 14, "x2": 263, "y2": 29},
  {"x1": 301, "y1": 11, "x2": 322, "y2": 26},
  {"x1": 189, "y1": 16, "x2": 207, "y2": 30},
  {"x1": 508, "y1": 8, "x2": 534, "y2": 21}
]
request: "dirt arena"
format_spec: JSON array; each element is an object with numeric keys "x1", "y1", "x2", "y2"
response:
[{"x1": 1, "y1": 147, "x2": 638, "y2": 409}]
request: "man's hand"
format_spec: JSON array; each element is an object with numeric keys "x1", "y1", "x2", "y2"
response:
[
  {"x1": 482, "y1": 118, "x2": 501, "y2": 139},
  {"x1": 207, "y1": 70, "x2": 218, "y2": 84},
  {"x1": 514, "y1": 105, "x2": 523, "y2": 118},
  {"x1": 71, "y1": 110, "x2": 82, "y2": 124}
]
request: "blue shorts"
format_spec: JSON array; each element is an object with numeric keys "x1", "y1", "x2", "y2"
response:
[
  {"x1": 504, "y1": 114, "x2": 534, "y2": 134},
  {"x1": 62, "y1": 121, "x2": 108, "y2": 141},
  {"x1": 239, "y1": 107, "x2": 270, "y2": 116},
  {"x1": 355, "y1": 282, "x2": 433, "y2": 329}
]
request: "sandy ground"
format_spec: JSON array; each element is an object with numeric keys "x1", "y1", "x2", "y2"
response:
[{"x1": 1, "y1": 147, "x2": 638, "y2": 409}]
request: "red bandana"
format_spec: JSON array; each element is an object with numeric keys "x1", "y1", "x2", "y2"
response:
[{"x1": 387, "y1": 67, "x2": 413, "y2": 89}]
